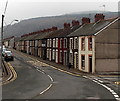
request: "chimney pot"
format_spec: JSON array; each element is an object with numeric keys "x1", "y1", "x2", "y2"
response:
[
  {"x1": 95, "y1": 13, "x2": 105, "y2": 22},
  {"x1": 64, "y1": 23, "x2": 71, "y2": 29},
  {"x1": 82, "y1": 17, "x2": 90, "y2": 25},
  {"x1": 72, "y1": 20, "x2": 80, "y2": 26},
  {"x1": 51, "y1": 26, "x2": 58, "y2": 31}
]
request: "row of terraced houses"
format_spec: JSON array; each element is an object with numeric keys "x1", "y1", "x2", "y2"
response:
[{"x1": 4, "y1": 14, "x2": 120, "y2": 73}]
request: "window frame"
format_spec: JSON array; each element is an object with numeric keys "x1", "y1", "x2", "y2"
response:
[
  {"x1": 81, "y1": 37, "x2": 85, "y2": 51},
  {"x1": 88, "y1": 37, "x2": 92, "y2": 51}
]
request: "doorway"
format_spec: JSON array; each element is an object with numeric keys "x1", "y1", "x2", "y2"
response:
[{"x1": 89, "y1": 55, "x2": 92, "y2": 73}]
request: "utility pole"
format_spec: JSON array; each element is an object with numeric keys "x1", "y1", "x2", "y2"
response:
[
  {"x1": 1, "y1": 14, "x2": 4, "y2": 50},
  {"x1": 1, "y1": 0, "x2": 8, "y2": 70},
  {"x1": 1, "y1": 14, "x2": 4, "y2": 70}
]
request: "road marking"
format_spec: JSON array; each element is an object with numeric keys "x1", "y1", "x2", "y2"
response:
[
  {"x1": 92, "y1": 80, "x2": 97, "y2": 83},
  {"x1": 112, "y1": 92, "x2": 117, "y2": 95},
  {"x1": 98, "y1": 80, "x2": 103, "y2": 83},
  {"x1": 7, "y1": 62, "x2": 17, "y2": 81},
  {"x1": 6, "y1": 65, "x2": 13, "y2": 81},
  {"x1": 36, "y1": 69, "x2": 45, "y2": 74},
  {"x1": 114, "y1": 95, "x2": 119, "y2": 98},
  {"x1": 3, "y1": 62, "x2": 17, "y2": 85},
  {"x1": 94, "y1": 78, "x2": 98, "y2": 80},
  {"x1": 91, "y1": 77, "x2": 119, "y2": 100},
  {"x1": 47, "y1": 75, "x2": 54, "y2": 82},
  {"x1": 116, "y1": 97, "x2": 120, "y2": 100},
  {"x1": 40, "y1": 84, "x2": 53, "y2": 95}
]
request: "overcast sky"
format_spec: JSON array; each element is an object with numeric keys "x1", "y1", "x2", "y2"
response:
[{"x1": 0, "y1": 0, "x2": 119, "y2": 25}]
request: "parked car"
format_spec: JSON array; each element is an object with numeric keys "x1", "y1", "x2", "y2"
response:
[
  {"x1": 4, "y1": 51, "x2": 14, "y2": 61},
  {"x1": 2, "y1": 48, "x2": 7, "y2": 56}
]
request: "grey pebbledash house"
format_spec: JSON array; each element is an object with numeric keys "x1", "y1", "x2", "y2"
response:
[{"x1": 67, "y1": 14, "x2": 120, "y2": 73}]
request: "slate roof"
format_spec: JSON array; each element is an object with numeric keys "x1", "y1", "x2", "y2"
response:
[
  {"x1": 67, "y1": 18, "x2": 117, "y2": 37},
  {"x1": 24, "y1": 34, "x2": 38, "y2": 41},
  {"x1": 14, "y1": 37, "x2": 21, "y2": 42},
  {"x1": 19, "y1": 36, "x2": 29, "y2": 41},
  {"x1": 33, "y1": 31, "x2": 51, "y2": 40},
  {"x1": 44, "y1": 25, "x2": 80, "y2": 39}
]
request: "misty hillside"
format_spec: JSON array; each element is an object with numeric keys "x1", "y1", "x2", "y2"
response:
[{"x1": 3, "y1": 11, "x2": 118, "y2": 38}]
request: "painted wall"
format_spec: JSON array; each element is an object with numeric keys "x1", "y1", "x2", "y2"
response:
[
  {"x1": 78, "y1": 36, "x2": 95, "y2": 73},
  {"x1": 95, "y1": 19, "x2": 119, "y2": 72}
]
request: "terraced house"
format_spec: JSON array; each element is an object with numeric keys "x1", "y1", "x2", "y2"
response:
[
  {"x1": 45, "y1": 21, "x2": 80, "y2": 65},
  {"x1": 68, "y1": 14, "x2": 119, "y2": 73},
  {"x1": 5, "y1": 13, "x2": 120, "y2": 73}
]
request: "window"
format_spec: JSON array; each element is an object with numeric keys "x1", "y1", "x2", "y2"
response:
[
  {"x1": 81, "y1": 38, "x2": 85, "y2": 50},
  {"x1": 49, "y1": 39, "x2": 52, "y2": 47},
  {"x1": 81, "y1": 55, "x2": 85, "y2": 70},
  {"x1": 60, "y1": 39, "x2": 63, "y2": 48},
  {"x1": 47, "y1": 49, "x2": 49, "y2": 58},
  {"x1": 64, "y1": 38, "x2": 67, "y2": 48},
  {"x1": 52, "y1": 50, "x2": 55, "y2": 60},
  {"x1": 60, "y1": 51, "x2": 62, "y2": 63},
  {"x1": 56, "y1": 38, "x2": 58, "y2": 48},
  {"x1": 47, "y1": 39, "x2": 49, "y2": 47},
  {"x1": 53, "y1": 39, "x2": 55, "y2": 47},
  {"x1": 35, "y1": 40, "x2": 38, "y2": 47},
  {"x1": 56, "y1": 50, "x2": 58, "y2": 63},
  {"x1": 70, "y1": 38, "x2": 73, "y2": 49},
  {"x1": 88, "y1": 37, "x2": 92, "y2": 50},
  {"x1": 74, "y1": 37, "x2": 78, "y2": 49}
]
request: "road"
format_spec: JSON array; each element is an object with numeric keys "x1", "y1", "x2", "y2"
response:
[{"x1": 2, "y1": 50, "x2": 116, "y2": 100}]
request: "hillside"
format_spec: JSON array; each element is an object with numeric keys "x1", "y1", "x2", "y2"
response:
[{"x1": 3, "y1": 11, "x2": 118, "y2": 38}]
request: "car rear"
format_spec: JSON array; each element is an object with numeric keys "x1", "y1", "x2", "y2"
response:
[{"x1": 4, "y1": 51, "x2": 14, "y2": 61}]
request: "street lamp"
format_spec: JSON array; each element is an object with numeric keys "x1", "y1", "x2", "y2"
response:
[{"x1": 3, "y1": 19, "x2": 19, "y2": 34}]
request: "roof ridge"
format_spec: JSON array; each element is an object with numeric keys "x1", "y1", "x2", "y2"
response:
[{"x1": 94, "y1": 17, "x2": 119, "y2": 36}]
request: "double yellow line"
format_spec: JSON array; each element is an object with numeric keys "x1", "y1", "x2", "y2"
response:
[{"x1": 2, "y1": 62, "x2": 17, "y2": 85}]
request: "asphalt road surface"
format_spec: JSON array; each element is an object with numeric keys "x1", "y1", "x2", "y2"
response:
[{"x1": 2, "y1": 50, "x2": 116, "y2": 100}]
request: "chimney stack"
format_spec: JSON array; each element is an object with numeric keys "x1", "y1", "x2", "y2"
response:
[
  {"x1": 82, "y1": 17, "x2": 90, "y2": 25},
  {"x1": 72, "y1": 20, "x2": 80, "y2": 26},
  {"x1": 51, "y1": 26, "x2": 58, "y2": 31},
  {"x1": 64, "y1": 23, "x2": 71, "y2": 29},
  {"x1": 95, "y1": 13, "x2": 105, "y2": 22}
]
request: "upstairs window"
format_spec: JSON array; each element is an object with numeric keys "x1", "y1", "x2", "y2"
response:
[
  {"x1": 74, "y1": 37, "x2": 78, "y2": 49},
  {"x1": 56, "y1": 38, "x2": 58, "y2": 48},
  {"x1": 49, "y1": 39, "x2": 52, "y2": 47},
  {"x1": 60, "y1": 39, "x2": 63, "y2": 48},
  {"x1": 88, "y1": 37, "x2": 92, "y2": 50},
  {"x1": 53, "y1": 39, "x2": 55, "y2": 48},
  {"x1": 47, "y1": 39, "x2": 50, "y2": 47},
  {"x1": 64, "y1": 38, "x2": 67, "y2": 48},
  {"x1": 70, "y1": 38, "x2": 73, "y2": 49},
  {"x1": 81, "y1": 37, "x2": 85, "y2": 50}
]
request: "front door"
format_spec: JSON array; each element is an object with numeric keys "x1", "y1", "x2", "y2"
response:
[{"x1": 89, "y1": 55, "x2": 92, "y2": 73}]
